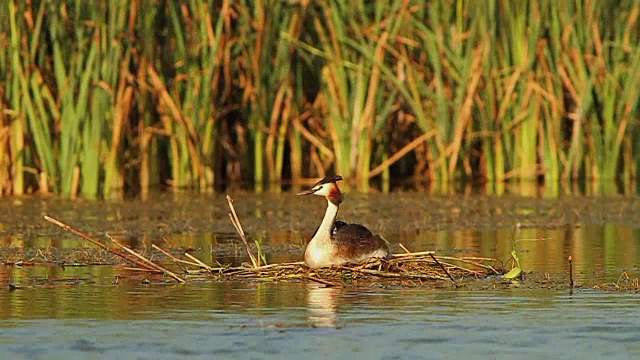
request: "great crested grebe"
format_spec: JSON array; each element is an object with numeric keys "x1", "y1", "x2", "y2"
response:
[{"x1": 297, "y1": 175, "x2": 389, "y2": 269}]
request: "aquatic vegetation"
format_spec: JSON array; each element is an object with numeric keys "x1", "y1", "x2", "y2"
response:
[
  {"x1": 502, "y1": 250, "x2": 522, "y2": 280},
  {"x1": 503, "y1": 234, "x2": 547, "y2": 279},
  {"x1": 1, "y1": 0, "x2": 639, "y2": 197}
]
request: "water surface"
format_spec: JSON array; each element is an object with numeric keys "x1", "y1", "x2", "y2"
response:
[
  {"x1": 1, "y1": 191, "x2": 639, "y2": 358},
  {"x1": 1, "y1": 280, "x2": 638, "y2": 359}
]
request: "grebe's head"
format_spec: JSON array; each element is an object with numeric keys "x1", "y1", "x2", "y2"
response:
[{"x1": 296, "y1": 175, "x2": 343, "y2": 205}]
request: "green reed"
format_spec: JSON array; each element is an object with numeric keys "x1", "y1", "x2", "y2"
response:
[
  {"x1": 305, "y1": 0, "x2": 406, "y2": 190},
  {"x1": 234, "y1": 0, "x2": 303, "y2": 190},
  {"x1": 6, "y1": 1, "x2": 25, "y2": 195},
  {"x1": 0, "y1": 0, "x2": 638, "y2": 198},
  {"x1": 148, "y1": 0, "x2": 224, "y2": 191},
  {"x1": 7, "y1": 0, "x2": 54, "y2": 195}
]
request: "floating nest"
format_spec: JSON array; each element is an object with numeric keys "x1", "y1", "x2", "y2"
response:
[
  {"x1": 41, "y1": 195, "x2": 640, "y2": 290},
  {"x1": 37, "y1": 211, "x2": 501, "y2": 287},
  {"x1": 194, "y1": 252, "x2": 501, "y2": 287}
]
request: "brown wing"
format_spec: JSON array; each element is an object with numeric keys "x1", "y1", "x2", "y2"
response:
[{"x1": 331, "y1": 221, "x2": 389, "y2": 259}]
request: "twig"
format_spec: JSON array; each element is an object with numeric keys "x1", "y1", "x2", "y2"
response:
[
  {"x1": 184, "y1": 253, "x2": 215, "y2": 272},
  {"x1": 569, "y1": 255, "x2": 574, "y2": 294},
  {"x1": 436, "y1": 256, "x2": 501, "y2": 274},
  {"x1": 107, "y1": 234, "x2": 186, "y2": 284},
  {"x1": 368, "y1": 130, "x2": 436, "y2": 178},
  {"x1": 305, "y1": 275, "x2": 341, "y2": 287},
  {"x1": 123, "y1": 267, "x2": 159, "y2": 273},
  {"x1": 226, "y1": 194, "x2": 258, "y2": 268},
  {"x1": 213, "y1": 262, "x2": 303, "y2": 277},
  {"x1": 173, "y1": 258, "x2": 203, "y2": 267},
  {"x1": 339, "y1": 266, "x2": 446, "y2": 281},
  {"x1": 391, "y1": 250, "x2": 435, "y2": 258},
  {"x1": 617, "y1": 271, "x2": 629, "y2": 285},
  {"x1": 430, "y1": 259, "x2": 483, "y2": 276},
  {"x1": 44, "y1": 215, "x2": 157, "y2": 271},
  {"x1": 398, "y1": 243, "x2": 412, "y2": 254},
  {"x1": 242, "y1": 262, "x2": 304, "y2": 272},
  {"x1": 151, "y1": 244, "x2": 189, "y2": 273},
  {"x1": 454, "y1": 256, "x2": 498, "y2": 262},
  {"x1": 429, "y1": 253, "x2": 459, "y2": 287},
  {"x1": 151, "y1": 244, "x2": 200, "y2": 266}
]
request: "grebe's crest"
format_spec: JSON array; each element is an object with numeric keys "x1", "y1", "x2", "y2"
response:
[{"x1": 296, "y1": 175, "x2": 343, "y2": 205}]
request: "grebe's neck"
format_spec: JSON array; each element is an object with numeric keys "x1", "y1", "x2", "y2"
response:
[{"x1": 311, "y1": 199, "x2": 339, "y2": 244}]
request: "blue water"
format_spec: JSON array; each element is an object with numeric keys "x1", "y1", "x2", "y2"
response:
[{"x1": 1, "y1": 282, "x2": 638, "y2": 359}]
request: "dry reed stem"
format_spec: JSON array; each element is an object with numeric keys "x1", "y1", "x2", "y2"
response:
[
  {"x1": 226, "y1": 194, "x2": 258, "y2": 268},
  {"x1": 44, "y1": 215, "x2": 157, "y2": 271},
  {"x1": 369, "y1": 130, "x2": 437, "y2": 178},
  {"x1": 123, "y1": 267, "x2": 159, "y2": 273},
  {"x1": 429, "y1": 253, "x2": 459, "y2": 286},
  {"x1": 569, "y1": 255, "x2": 574, "y2": 293},
  {"x1": 305, "y1": 275, "x2": 341, "y2": 287},
  {"x1": 398, "y1": 242, "x2": 412, "y2": 253},
  {"x1": 184, "y1": 253, "x2": 215, "y2": 271},
  {"x1": 339, "y1": 265, "x2": 447, "y2": 281},
  {"x1": 293, "y1": 120, "x2": 335, "y2": 161},
  {"x1": 107, "y1": 234, "x2": 186, "y2": 283},
  {"x1": 151, "y1": 244, "x2": 200, "y2": 269},
  {"x1": 437, "y1": 256, "x2": 501, "y2": 274},
  {"x1": 240, "y1": 262, "x2": 305, "y2": 272},
  {"x1": 448, "y1": 46, "x2": 484, "y2": 177},
  {"x1": 431, "y1": 260, "x2": 484, "y2": 276},
  {"x1": 391, "y1": 250, "x2": 435, "y2": 258}
]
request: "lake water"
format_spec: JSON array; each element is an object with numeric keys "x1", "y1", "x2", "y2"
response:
[
  {"x1": 1, "y1": 279, "x2": 639, "y2": 359},
  {"x1": 1, "y1": 189, "x2": 639, "y2": 358}
]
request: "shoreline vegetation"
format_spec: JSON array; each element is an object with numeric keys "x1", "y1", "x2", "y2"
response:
[{"x1": 1, "y1": 1, "x2": 639, "y2": 198}]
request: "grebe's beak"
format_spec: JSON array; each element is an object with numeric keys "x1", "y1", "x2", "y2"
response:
[
  {"x1": 296, "y1": 175, "x2": 341, "y2": 196},
  {"x1": 296, "y1": 188, "x2": 317, "y2": 196}
]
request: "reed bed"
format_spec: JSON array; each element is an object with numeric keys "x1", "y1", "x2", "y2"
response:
[{"x1": 1, "y1": 0, "x2": 639, "y2": 197}]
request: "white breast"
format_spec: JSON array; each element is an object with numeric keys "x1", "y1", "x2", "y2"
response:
[
  {"x1": 305, "y1": 241, "x2": 387, "y2": 269},
  {"x1": 304, "y1": 240, "x2": 336, "y2": 269}
]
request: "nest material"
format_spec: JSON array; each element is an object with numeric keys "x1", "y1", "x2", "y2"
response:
[
  {"x1": 23, "y1": 215, "x2": 640, "y2": 292},
  {"x1": 10, "y1": 213, "x2": 640, "y2": 291},
  {"x1": 41, "y1": 205, "x2": 501, "y2": 287},
  {"x1": 185, "y1": 251, "x2": 501, "y2": 287}
]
